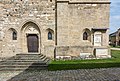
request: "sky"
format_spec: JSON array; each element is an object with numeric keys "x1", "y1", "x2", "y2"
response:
[{"x1": 110, "y1": 0, "x2": 120, "y2": 33}]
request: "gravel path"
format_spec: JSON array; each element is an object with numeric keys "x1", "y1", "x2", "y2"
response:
[{"x1": 0, "y1": 68, "x2": 120, "y2": 81}]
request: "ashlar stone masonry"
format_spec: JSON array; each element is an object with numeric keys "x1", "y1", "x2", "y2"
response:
[{"x1": 0, "y1": 0, "x2": 111, "y2": 60}]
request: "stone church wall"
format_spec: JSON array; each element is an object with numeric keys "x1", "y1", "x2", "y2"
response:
[
  {"x1": 56, "y1": 0, "x2": 110, "y2": 58},
  {"x1": 57, "y1": 1, "x2": 110, "y2": 46},
  {"x1": 0, "y1": 0, "x2": 110, "y2": 60},
  {"x1": 0, "y1": 0, "x2": 56, "y2": 59},
  {"x1": 56, "y1": 46, "x2": 94, "y2": 57}
]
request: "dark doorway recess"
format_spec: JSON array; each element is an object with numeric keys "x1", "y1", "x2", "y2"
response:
[{"x1": 27, "y1": 34, "x2": 39, "y2": 52}]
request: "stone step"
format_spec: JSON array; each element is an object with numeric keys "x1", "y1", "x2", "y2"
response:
[
  {"x1": 14, "y1": 54, "x2": 45, "y2": 60},
  {"x1": 16, "y1": 54, "x2": 44, "y2": 57},
  {"x1": 0, "y1": 54, "x2": 50, "y2": 71},
  {"x1": 13, "y1": 58, "x2": 44, "y2": 60},
  {"x1": 15, "y1": 56, "x2": 42, "y2": 58},
  {"x1": 0, "y1": 62, "x2": 46, "y2": 65},
  {"x1": 0, "y1": 67, "x2": 48, "y2": 71},
  {"x1": 0, "y1": 65, "x2": 48, "y2": 68},
  {"x1": 1, "y1": 59, "x2": 49, "y2": 63},
  {"x1": 44, "y1": 58, "x2": 50, "y2": 64},
  {"x1": 16, "y1": 54, "x2": 40, "y2": 55},
  {"x1": 0, "y1": 65, "x2": 48, "y2": 71},
  {"x1": 9, "y1": 54, "x2": 41, "y2": 57},
  {"x1": 0, "y1": 66, "x2": 48, "y2": 71},
  {"x1": 1, "y1": 60, "x2": 44, "y2": 62},
  {"x1": 40, "y1": 56, "x2": 50, "y2": 63},
  {"x1": 40, "y1": 55, "x2": 46, "y2": 59}
]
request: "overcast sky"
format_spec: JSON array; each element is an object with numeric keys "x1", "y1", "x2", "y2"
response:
[{"x1": 110, "y1": 0, "x2": 120, "y2": 33}]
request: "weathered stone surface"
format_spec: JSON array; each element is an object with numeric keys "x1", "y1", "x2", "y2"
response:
[{"x1": 0, "y1": 0, "x2": 110, "y2": 59}]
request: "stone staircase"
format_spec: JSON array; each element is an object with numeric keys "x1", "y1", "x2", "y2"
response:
[{"x1": 0, "y1": 54, "x2": 50, "y2": 71}]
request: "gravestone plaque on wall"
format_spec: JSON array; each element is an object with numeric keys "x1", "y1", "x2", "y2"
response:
[
  {"x1": 95, "y1": 48, "x2": 108, "y2": 57},
  {"x1": 94, "y1": 34, "x2": 102, "y2": 46}
]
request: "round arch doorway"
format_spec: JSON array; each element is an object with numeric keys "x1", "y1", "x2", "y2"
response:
[{"x1": 21, "y1": 22, "x2": 41, "y2": 53}]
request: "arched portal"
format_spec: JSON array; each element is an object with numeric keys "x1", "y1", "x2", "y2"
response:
[{"x1": 21, "y1": 22, "x2": 41, "y2": 53}]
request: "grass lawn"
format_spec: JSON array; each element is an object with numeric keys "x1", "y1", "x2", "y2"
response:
[
  {"x1": 48, "y1": 50, "x2": 120, "y2": 70},
  {"x1": 110, "y1": 45, "x2": 120, "y2": 48}
]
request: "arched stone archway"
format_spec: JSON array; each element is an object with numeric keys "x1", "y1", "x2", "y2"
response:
[{"x1": 21, "y1": 22, "x2": 41, "y2": 53}]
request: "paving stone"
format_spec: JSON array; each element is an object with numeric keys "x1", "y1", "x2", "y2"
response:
[{"x1": 0, "y1": 68, "x2": 120, "y2": 81}]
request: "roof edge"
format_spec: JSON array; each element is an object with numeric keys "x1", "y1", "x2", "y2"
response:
[{"x1": 57, "y1": 0, "x2": 111, "y2": 4}]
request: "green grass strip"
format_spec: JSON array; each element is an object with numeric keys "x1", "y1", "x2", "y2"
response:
[{"x1": 48, "y1": 50, "x2": 120, "y2": 71}]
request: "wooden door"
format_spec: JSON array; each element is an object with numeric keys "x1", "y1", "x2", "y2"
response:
[{"x1": 27, "y1": 34, "x2": 39, "y2": 52}]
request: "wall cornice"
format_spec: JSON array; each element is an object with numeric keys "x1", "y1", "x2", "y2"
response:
[{"x1": 57, "y1": 0, "x2": 111, "y2": 4}]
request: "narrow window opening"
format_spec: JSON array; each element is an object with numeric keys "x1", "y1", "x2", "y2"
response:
[
  {"x1": 83, "y1": 32, "x2": 88, "y2": 40},
  {"x1": 13, "y1": 31, "x2": 17, "y2": 40},
  {"x1": 48, "y1": 32, "x2": 52, "y2": 40}
]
